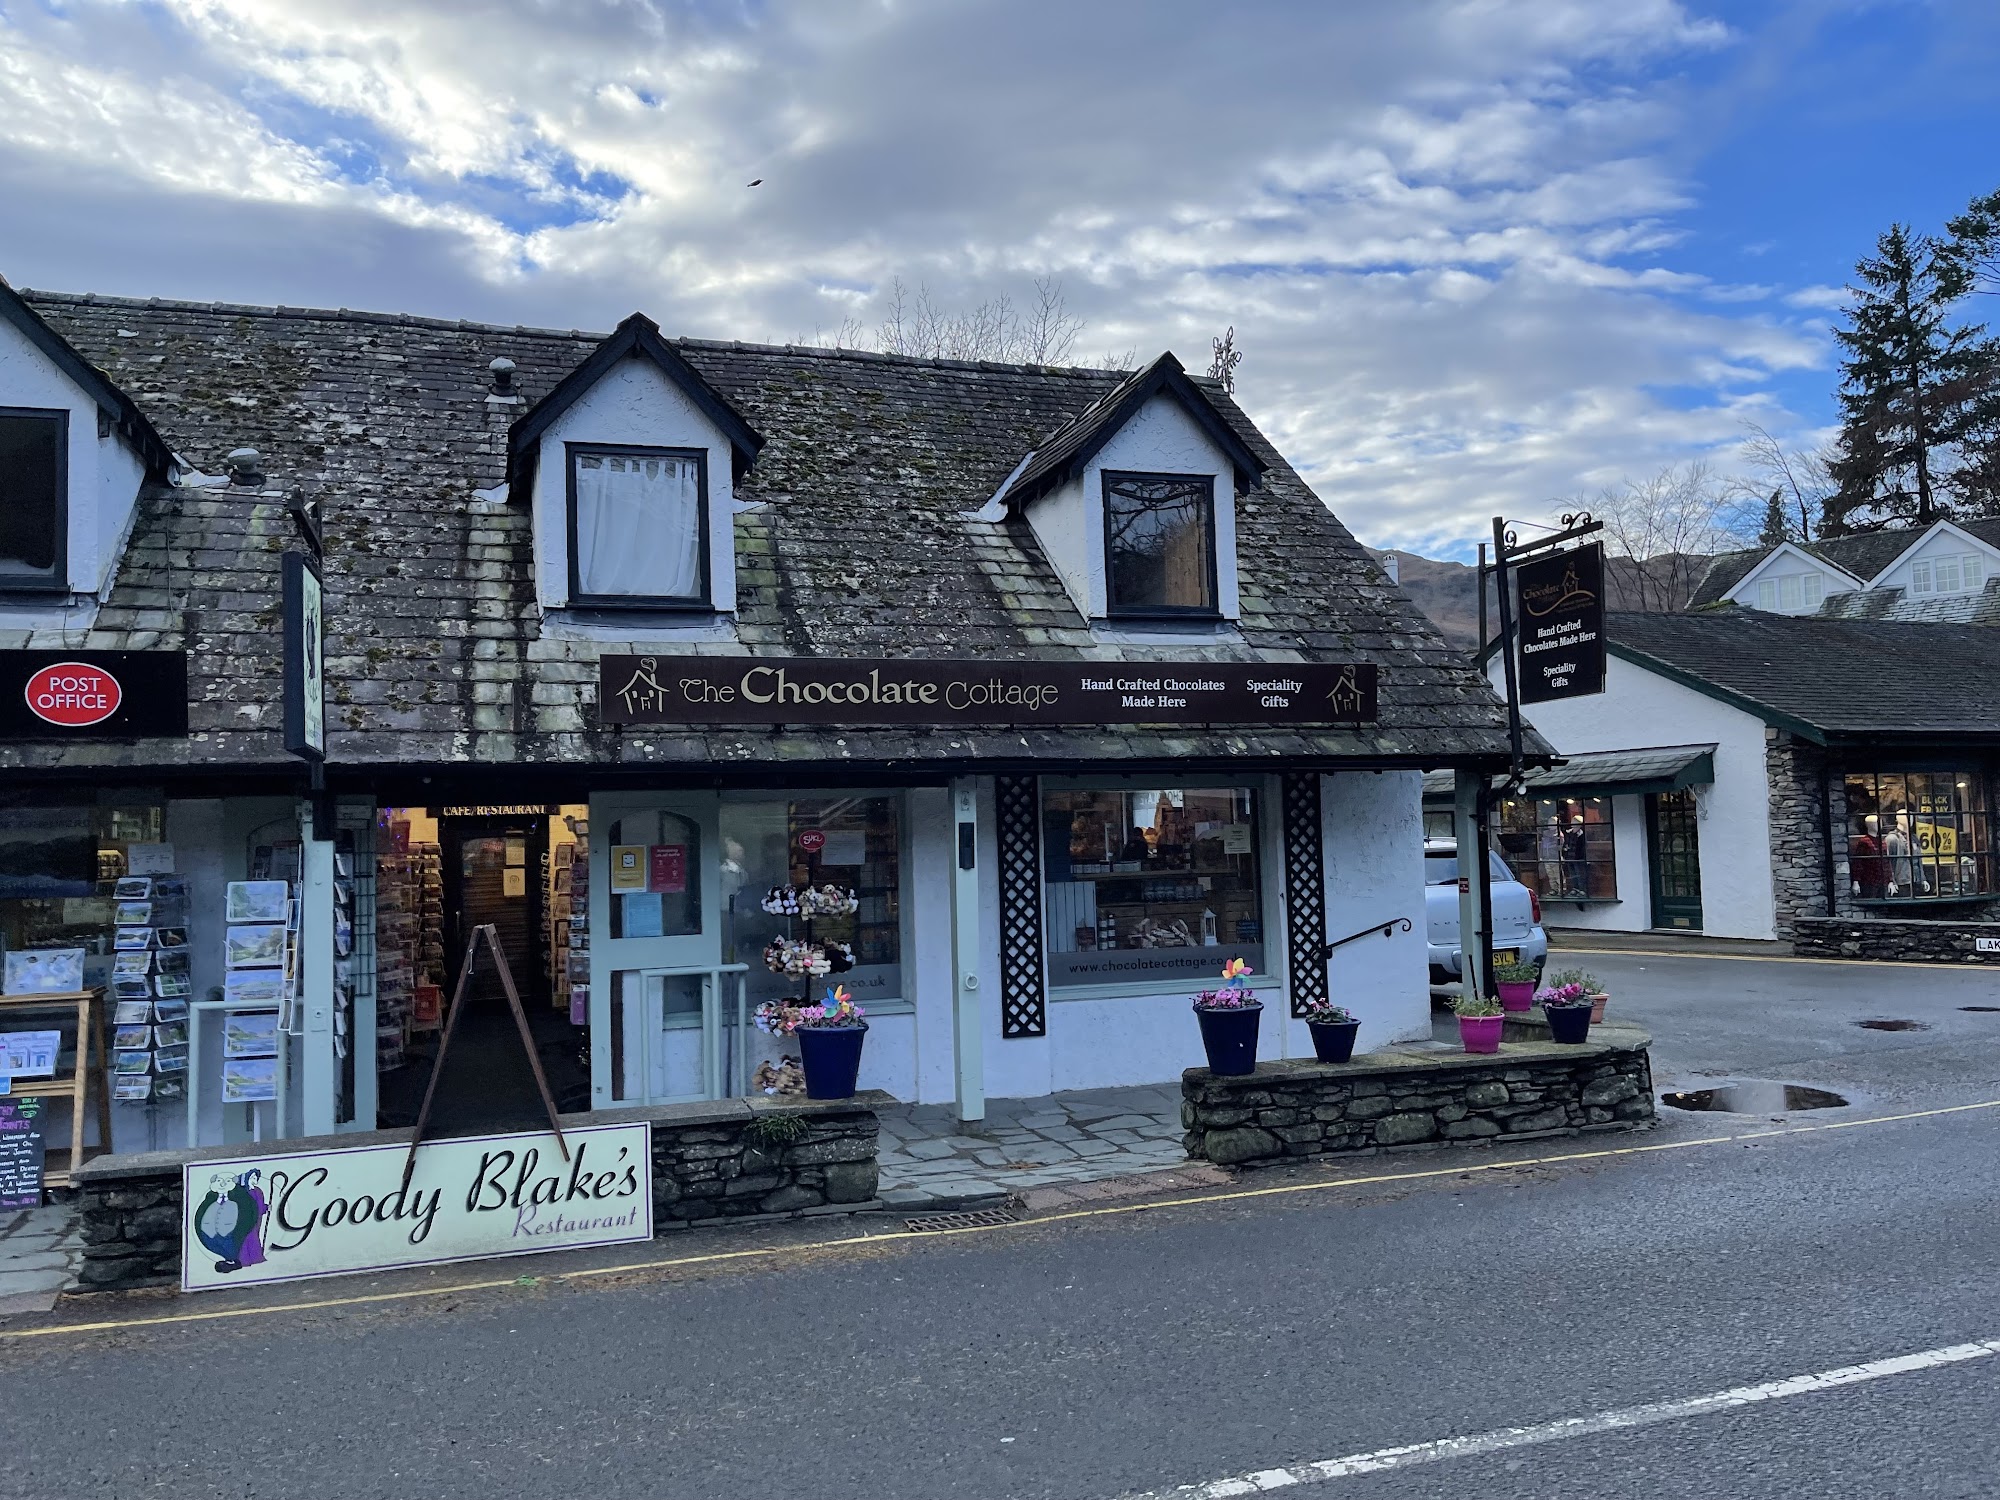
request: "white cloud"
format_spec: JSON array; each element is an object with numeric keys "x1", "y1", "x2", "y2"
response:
[{"x1": 0, "y1": 0, "x2": 1840, "y2": 551}]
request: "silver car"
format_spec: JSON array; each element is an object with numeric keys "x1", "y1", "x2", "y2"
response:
[{"x1": 1422, "y1": 837, "x2": 1549, "y2": 985}]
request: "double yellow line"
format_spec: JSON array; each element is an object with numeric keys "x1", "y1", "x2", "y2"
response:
[{"x1": 8, "y1": 1095, "x2": 1997, "y2": 1343}]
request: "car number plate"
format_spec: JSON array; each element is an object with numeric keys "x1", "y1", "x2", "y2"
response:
[{"x1": 1493, "y1": 949, "x2": 1518, "y2": 965}]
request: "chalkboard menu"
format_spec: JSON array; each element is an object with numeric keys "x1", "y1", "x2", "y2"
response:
[{"x1": 0, "y1": 1097, "x2": 47, "y2": 1209}]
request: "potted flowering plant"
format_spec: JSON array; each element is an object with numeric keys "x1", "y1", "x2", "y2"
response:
[
  {"x1": 1191, "y1": 958, "x2": 1261, "y2": 1075},
  {"x1": 1546, "y1": 967, "x2": 1608, "y2": 1024},
  {"x1": 1494, "y1": 960, "x2": 1539, "y2": 1012},
  {"x1": 1536, "y1": 981, "x2": 1593, "y2": 1044},
  {"x1": 1453, "y1": 994, "x2": 1505, "y2": 1054},
  {"x1": 1298, "y1": 998, "x2": 1362, "y2": 1064},
  {"x1": 756, "y1": 984, "x2": 869, "y2": 1099}
]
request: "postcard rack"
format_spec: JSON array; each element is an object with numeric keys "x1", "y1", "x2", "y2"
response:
[{"x1": 0, "y1": 989, "x2": 111, "y2": 1188}]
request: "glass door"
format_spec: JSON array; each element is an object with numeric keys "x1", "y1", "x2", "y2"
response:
[
  {"x1": 588, "y1": 791, "x2": 742, "y2": 1105},
  {"x1": 1646, "y1": 790, "x2": 1703, "y2": 930}
]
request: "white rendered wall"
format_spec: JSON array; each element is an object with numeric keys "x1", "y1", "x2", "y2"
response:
[
  {"x1": 0, "y1": 315, "x2": 148, "y2": 599},
  {"x1": 1867, "y1": 522, "x2": 2000, "y2": 594},
  {"x1": 1021, "y1": 391, "x2": 1241, "y2": 621},
  {"x1": 528, "y1": 354, "x2": 737, "y2": 612},
  {"x1": 1292, "y1": 771, "x2": 1432, "y2": 1055},
  {"x1": 1492, "y1": 654, "x2": 1777, "y2": 939}
]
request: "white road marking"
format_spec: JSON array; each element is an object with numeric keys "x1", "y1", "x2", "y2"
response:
[{"x1": 1142, "y1": 1338, "x2": 2000, "y2": 1497}]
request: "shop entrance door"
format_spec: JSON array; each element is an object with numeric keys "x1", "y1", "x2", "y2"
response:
[
  {"x1": 441, "y1": 816, "x2": 548, "y2": 1012},
  {"x1": 1646, "y1": 790, "x2": 1703, "y2": 930},
  {"x1": 588, "y1": 791, "x2": 744, "y2": 1106}
]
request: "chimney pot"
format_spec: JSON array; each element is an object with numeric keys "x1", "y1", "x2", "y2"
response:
[
  {"x1": 224, "y1": 447, "x2": 264, "y2": 486},
  {"x1": 488, "y1": 356, "x2": 516, "y2": 394}
]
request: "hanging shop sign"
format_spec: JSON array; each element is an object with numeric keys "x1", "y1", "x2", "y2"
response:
[
  {"x1": 599, "y1": 655, "x2": 1378, "y2": 727},
  {"x1": 181, "y1": 1121, "x2": 653, "y2": 1292},
  {"x1": 1515, "y1": 543, "x2": 1606, "y2": 705},
  {"x1": 0, "y1": 650, "x2": 189, "y2": 739},
  {"x1": 283, "y1": 550, "x2": 326, "y2": 760}
]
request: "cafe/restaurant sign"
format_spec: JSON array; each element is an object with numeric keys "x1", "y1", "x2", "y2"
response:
[
  {"x1": 0, "y1": 650, "x2": 189, "y2": 739},
  {"x1": 1515, "y1": 543, "x2": 1607, "y2": 705},
  {"x1": 599, "y1": 655, "x2": 1377, "y2": 727},
  {"x1": 181, "y1": 1122, "x2": 652, "y2": 1292}
]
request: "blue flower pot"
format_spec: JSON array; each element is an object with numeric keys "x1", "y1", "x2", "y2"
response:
[
  {"x1": 1544, "y1": 1003, "x2": 1592, "y2": 1045},
  {"x1": 1196, "y1": 1003, "x2": 1262, "y2": 1076},
  {"x1": 1307, "y1": 1018, "x2": 1361, "y2": 1064},
  {"x1": 797, "y1": 1022, "x2": 868, "y2": 1099}
]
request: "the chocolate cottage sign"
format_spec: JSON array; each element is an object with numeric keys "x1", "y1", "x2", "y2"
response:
[{"x1": 598, "y1": 655, "x2": 1377, "y2": 727}]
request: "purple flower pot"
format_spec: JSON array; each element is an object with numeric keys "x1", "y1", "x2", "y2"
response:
[
  {"x1": 1497, "y1": 981, "x2": 1536, "y2": 1012},
  {"x1": 1196, "y1": 1003, "x2": 1262, "y2": 1076},
  {"x1": 797, "y1": 1022, "x2": 868, "y2": 1099},
  {"x1": 1458, "y1": 1014, "x2": 1504, "y2": 1054}
]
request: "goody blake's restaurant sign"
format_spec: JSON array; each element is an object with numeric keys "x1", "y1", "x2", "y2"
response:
[
  {"x1": 599, "y1": 655, "x2": 1378, "y2": 728},
  {"x1": 180, "y1": 1123, "x2": 652, "y2": 1291}
]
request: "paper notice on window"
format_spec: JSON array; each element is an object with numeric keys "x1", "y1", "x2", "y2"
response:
[
  {"x1": 1222, "y1": 824, "x2": 1254, "y2": 855},
  {"x1": 503, "y1": 868, "x2": 527, "y2": 897},
  {"x1": 126, "y1": 843, "x2": 176, "y2": 875},
  {"x1": 818, "y1": 830, "x2": 866, "y2": 867},
  {"x1": 505, "y1": 837, "x2": 526, "y2": 867},
  {"x1": 610, "y1": 845, "x2": 647, "y2": 891}
]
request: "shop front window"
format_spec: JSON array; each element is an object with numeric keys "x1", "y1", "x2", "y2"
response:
[
  {"x1": 1490, "y1": 795, "x2": 1615, "y2": 900},
  {"x1": 720, "y1": 795, "x2": 902, "y2": 1011},
  {"x1": 1842, "y1": 770, "x2": 1992, "y2": 901},
  {"x1": 1, "y1": 790, "x2": 165, "y2": 973},
  {"x1": 1043, "y1": 785, "x2": 1264, "y2": 990}
]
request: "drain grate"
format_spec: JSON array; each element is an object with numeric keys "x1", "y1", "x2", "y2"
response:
[
  {"x1": 1856, "y1": 1018, "x2": 1929, "y2": 1032},
  {"x1": 904, "y1": 1207, "x2": 1020, "y2": 1233}
]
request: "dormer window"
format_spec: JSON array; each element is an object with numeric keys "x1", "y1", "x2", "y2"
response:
[
  {"x1": 1104, "y1": 471, "x2": 1218, "y2": 617},
  {"x1": 1910, "y1": 555, "x2": 1985, "y2": 596},
  {"x1": 0, "y1": 408, "x2": 67, "y2": 592},
  {"x1": 565, "y1": 443, "x2": 710, "y2": 609}
]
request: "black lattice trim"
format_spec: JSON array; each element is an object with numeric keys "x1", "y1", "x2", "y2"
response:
[
  {"x1": 997, "y1": 774, "x2": 1048, "y2": 1039},
  {"x1": 1283, "y1": 772, "x2": 1329, "y2": 1018}
]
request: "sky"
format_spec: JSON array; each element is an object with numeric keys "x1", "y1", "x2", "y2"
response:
[{"x1": 2, "y1": 0, "x2": 1996, "y2": 560}]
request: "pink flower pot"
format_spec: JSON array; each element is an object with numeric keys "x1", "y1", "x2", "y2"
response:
[
  {"x1": 1497, "y1": 981, "x2": 1536, "y2": 1012},
  {"x1": 1458, "y1": 1014, "x2": 1505, "y2": 1054},
  {"x1": 1588, "y1": 993, "x2": 1608, "y2": 1024}
]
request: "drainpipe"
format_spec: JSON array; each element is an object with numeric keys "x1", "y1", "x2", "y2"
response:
[
  {"x1": 298, "y1": 800, "x2": 338, "y2": 1136},
  {"x1": 949, "y1": 778, "x2": 985, "y2": 1124}
]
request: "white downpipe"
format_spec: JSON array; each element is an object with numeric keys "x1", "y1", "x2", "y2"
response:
[{"x1": 950, "y1": 777, "x2": 985, "y2": 1124}]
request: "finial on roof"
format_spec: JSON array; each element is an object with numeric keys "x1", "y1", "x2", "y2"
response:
[
  {"x1": 224, "y1": 447, "x2": 264, "y2": 487},
  {"x1": 489, "y1": 356, "x2": 516, "y2": 394}
]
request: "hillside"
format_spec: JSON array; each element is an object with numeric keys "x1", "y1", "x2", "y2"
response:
[{"x1": 1376, "y1": 549, "x2": 1713, "y2": 647}]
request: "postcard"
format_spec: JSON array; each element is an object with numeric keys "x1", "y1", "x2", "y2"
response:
[
  {"x1": 113, "y1": 978, "x2": 153, "y2": 1002},
  {"x1": 152, "y1": 1073, "x2": 186, "y2": 1102},
  {"x1": 113, "y1": 877, "x2": 152, "y2": 900},
  {"x1": 3, "y1": 947, "x2": 86, "y2": 996},
  {"x1": 114, "y1": 928, "x2": 152, "y2": 951},
  {"x1": 0, "y1": 1030, "x2": 60, "y2": 1077},
  {"x1": 222, "y1": 971, "x2": 284, "y2": 1008},
  {"x1": 223, "y1": 1009, "x2": 281, "y2": 1059},
  {"x1": 152, "y1": 1020, "x2": 189, "y2": 1049},
  {"x1": 222, "y1": 1056, "x2": 278, "y2": 1103},
  {"x1": 113, "y1": 901, "x2": 152, "y2": 926},
  {"x1": 152, "y1": 1044, "x2": 188, "y2": 1073},
  {"x1": 224, "y1": 925, "x2": 286, "y2": 968},
  {"x1": 155, "y1": 949, "x2": 189, "y2": 976},
  {"x1": 113, "y1": 1000, "x2": 153, "y2": 1025},
  {"x1": 153, "y1": 928, "x2": 189, "y2": 951},
  {"x1": 113, "y1": 1076, "x2": 153, "y2": 1102},
  {"x1": 153, "y1": 972, "x2": 192, "y2": 998},
  {"x1": 112, "y1": 952, "x2": 152, "y2": 979},
  {"x1": 112, "y1": 1048, "x2": 152, "y2": 1076},
  {"x1": 225, "y1": 880, "x2": 290, "y2": 924},
  {"x1": 112, "y1": 1023, "x2": 152, "y2": 1051},
  {"x1": 150, "y1": 997, "x2": 189, "y2": 1023}
]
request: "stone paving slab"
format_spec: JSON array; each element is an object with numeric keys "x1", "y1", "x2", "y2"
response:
[
  {"x1": 0, "y1": 1201, "x2": 84, "y2": 1314},
  {"x1": 878, "y1": 1082, "x2": 1192, "y2": 1210}
]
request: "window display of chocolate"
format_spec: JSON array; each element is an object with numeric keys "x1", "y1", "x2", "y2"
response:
[
  {"x1": 1492, "y1": 795, "x2": 1616, "y2": 901},
  {"x1": 1043, "y1": 786, "x2": 1265, "y2": 989},
  {"x1": 1842, "y1": 770, "x2": 1992, "y2": 901}
]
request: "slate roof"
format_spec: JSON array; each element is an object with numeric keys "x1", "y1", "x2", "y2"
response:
[
  {"x1": 5, "y1": 289, "x2": 1524, "y2": 774},
  {"x1": 1689, "y1": 519, "x2": 2000, "y2": 607},
  {"x1": 1608, "y1": 608, "x2": 2000, "y2": 742}
]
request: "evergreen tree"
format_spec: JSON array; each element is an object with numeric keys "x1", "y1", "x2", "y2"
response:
[
  {"x1": 1825, "y1": 223, "x2": 1998, "y2": 533},
  {"x1": 1945, "y1": 185, "x2": 2000, "y2": 296},
  {"x1": 1757, "y1": 490, "x2": 1789, "y2": 546}
]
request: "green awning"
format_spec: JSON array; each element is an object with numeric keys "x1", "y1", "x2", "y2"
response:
[{"x1": 1423, "y1": 743, "x2": 1716, "y2": 803}]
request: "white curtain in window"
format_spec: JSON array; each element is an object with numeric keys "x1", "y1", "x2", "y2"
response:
[{"x1": 574, "y1": 452, "x2": 702, "y2": 599}]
